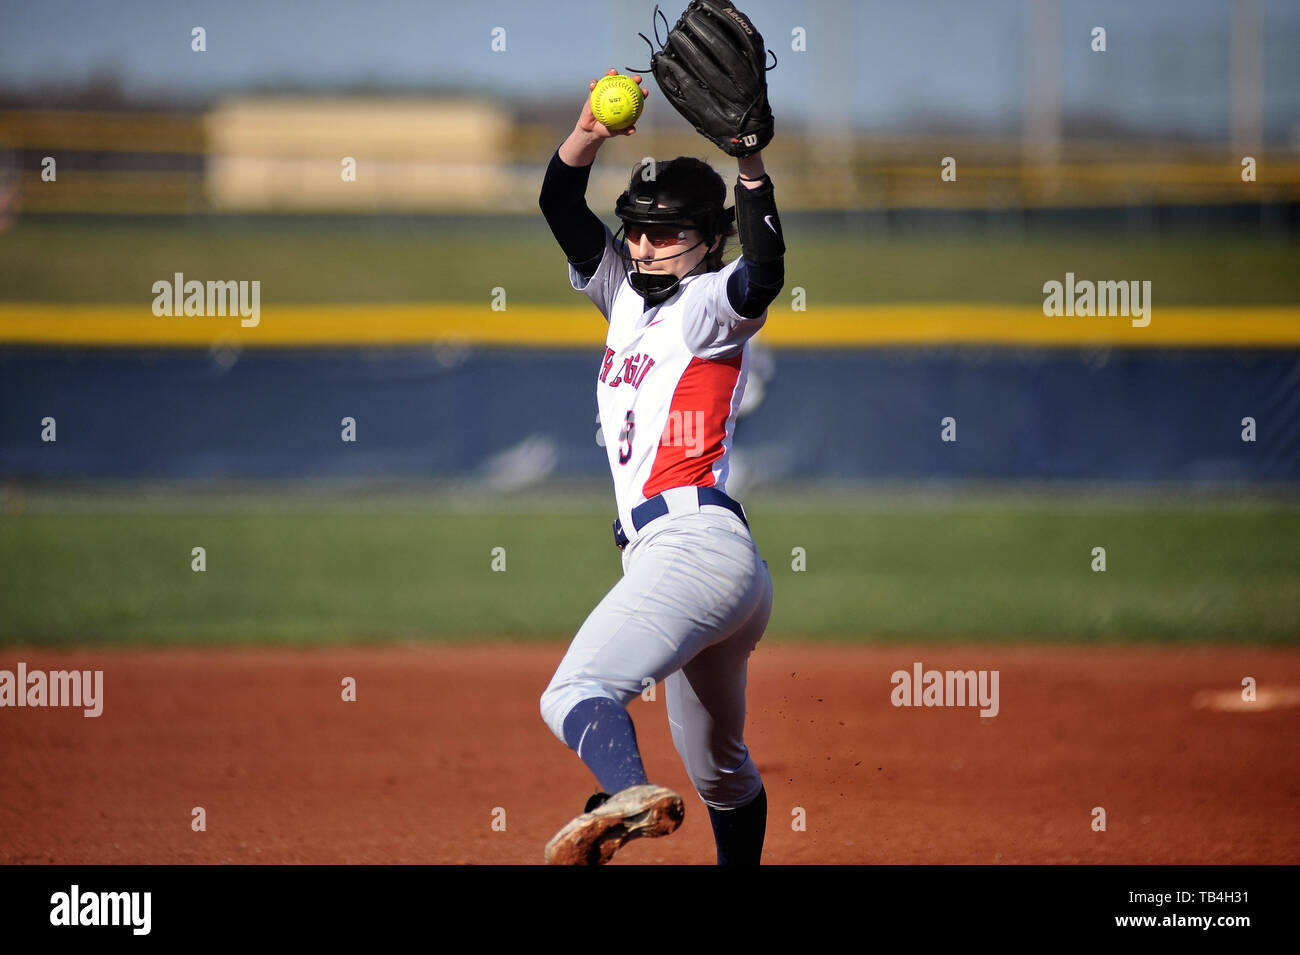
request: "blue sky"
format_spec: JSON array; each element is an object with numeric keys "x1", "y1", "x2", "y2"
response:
[{"x1": 4, "y1": 0, "x2": 1298, "y2": 139}]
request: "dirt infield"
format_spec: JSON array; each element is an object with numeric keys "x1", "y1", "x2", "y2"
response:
[{"x1": 2, "y1": 643, "x2": 1298, "y2": 865}]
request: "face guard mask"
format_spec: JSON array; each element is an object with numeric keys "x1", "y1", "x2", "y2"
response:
[{"x1": 615, "y1": 224, "x2": 710, "y2": 306}]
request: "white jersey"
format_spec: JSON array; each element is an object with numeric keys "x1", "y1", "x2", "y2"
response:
[{"x1": 569, "y1": 224, "x2": 767, "y2": 540}]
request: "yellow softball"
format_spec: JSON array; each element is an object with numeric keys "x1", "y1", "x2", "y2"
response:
[{"x1": 589, "y1": 74, "x2": 644, "y2": 131}]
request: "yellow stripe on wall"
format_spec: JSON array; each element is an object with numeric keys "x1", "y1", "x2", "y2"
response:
[{"x1": 0, "y1": 303, "x2": 1297, "y2": 347}]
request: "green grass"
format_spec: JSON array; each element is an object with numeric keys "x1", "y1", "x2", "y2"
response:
[
  {"x1": 2, "y1": 488, "x2": 1297, "y2": 645},
  {"x1": 754, "y1": 506, "x2": 1299, "y2": 641},
  {"x1": 1, "y1": 219, "x2": 1297, "y2": 305}
]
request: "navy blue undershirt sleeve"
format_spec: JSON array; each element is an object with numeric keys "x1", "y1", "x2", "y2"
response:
[
  {"x1": 538, "y1": 148, "x2": 608, "y2": 280},
  {"x1": 726, "y1": 257, "x2": 785, "y2": 319}
]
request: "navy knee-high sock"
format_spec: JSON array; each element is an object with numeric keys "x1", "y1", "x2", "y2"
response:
[
  {"x1": 707, "y1": 786, "x2": 767, "y2": 865},
  {"x1": 562, "y1": 697, "x2": 649, "y2": 795}
]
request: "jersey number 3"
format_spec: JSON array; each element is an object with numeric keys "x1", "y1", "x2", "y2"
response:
[{"x1": 618, "y1": 410, "x2": 635, "y2": 465}]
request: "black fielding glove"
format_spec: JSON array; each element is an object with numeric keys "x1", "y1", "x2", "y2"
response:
[{"x1": 633, "y1": 1, "x2": 777, "y2": 157}]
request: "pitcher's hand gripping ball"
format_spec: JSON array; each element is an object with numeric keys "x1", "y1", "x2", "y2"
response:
[
  {"x1": 632, "y1": 0, "x2": 776, "y2": 156},
  {"x1": 589, "y1": 74, "x2": 645, "y2": 132}
]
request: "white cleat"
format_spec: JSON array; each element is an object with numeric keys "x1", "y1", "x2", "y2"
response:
[{"x1": 544, "y1": 784, "x2": 685, "y2": 865}]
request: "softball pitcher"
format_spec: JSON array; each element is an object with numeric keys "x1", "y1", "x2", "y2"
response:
[{"x1": 537, "y1": 1, "x2": 785, "y2": 865}]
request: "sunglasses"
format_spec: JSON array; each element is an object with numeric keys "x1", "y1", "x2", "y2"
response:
[{"x1": 624, "y1": 224, "x2": 692, "y2": 248}]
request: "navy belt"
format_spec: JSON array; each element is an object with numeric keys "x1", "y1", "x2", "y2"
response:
[{"x1": 613, "y1": 486, "x2": 748, "y2": 550}]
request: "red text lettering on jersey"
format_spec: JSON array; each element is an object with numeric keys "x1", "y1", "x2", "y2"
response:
[{"x1": 603, "y1": 351, "x2": 656, "y2": 390}]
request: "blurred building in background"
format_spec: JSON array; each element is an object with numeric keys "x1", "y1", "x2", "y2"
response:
[{"x1": 204, "y1": 97, "x2": 517, "y2": 212}]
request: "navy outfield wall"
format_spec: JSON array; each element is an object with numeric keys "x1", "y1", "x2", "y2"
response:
[{"x1": 1, "y1": 345, "x2": 1297, "y2": 483}]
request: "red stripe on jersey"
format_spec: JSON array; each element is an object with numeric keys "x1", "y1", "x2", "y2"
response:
[{"x1": 642, "y1": 352, "x2": 742, "y2": 498}]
